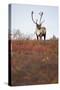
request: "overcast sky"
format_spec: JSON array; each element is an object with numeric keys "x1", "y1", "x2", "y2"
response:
[{"x1": 11, "y1": 4, "x2": 58, "y2": 39}]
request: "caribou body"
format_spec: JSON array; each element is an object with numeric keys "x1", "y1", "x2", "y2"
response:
[{"x1": 31, "y1": 11, "x2": 46, "y2": 40}]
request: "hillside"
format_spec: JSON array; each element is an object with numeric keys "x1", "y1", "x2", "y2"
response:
[{"x1": 11, "y1": 40, "x2": 58, "y2": 86}]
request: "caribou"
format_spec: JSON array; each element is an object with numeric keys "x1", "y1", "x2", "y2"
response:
[{"x1": 31, "y1": 11, "x2": 46, "y2": 40}]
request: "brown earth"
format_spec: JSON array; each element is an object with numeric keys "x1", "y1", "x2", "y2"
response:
[{"x1": 11, "y1": 40, "x2": 58, "y2": 86}]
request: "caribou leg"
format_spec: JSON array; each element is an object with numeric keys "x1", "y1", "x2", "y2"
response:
[
  {"x1": 40, "y1": 34, "x2": 42, "y2": 40},
  {"x1": 40, "y1": 36, "x2": 42, "y2": 40},
  {"x1": 44, "y1": 34, "x2": 46, "y2": 40},
  {"x1": 36, "y1": 35, "x2": 38, "y2": 40}
]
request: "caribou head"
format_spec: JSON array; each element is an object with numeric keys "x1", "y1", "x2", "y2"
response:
[{"x1": 31, "y1": 11, "x2": 44, "y2": 29}]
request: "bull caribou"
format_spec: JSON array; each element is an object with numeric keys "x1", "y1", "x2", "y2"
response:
[{"x1": 31, "y1": 11, "x2": 46, "y2": 40}]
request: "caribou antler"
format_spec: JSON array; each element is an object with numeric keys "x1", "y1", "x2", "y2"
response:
[
  {"x1": 40, "y1": 20, "x2": 45, "y2": 25},
  {"x1": 39, "y1": 11, "x2": 43, "y2": 24},
  {"x1": 31, "y1": 11, "x2": 37, "y2": 24}
]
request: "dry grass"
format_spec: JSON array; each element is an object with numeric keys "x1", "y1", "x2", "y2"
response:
[{"x1": 11, "y1": 40, "x2": 58, "y2": 86}]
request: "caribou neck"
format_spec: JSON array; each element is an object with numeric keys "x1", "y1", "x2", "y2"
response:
[{"x1": 36, "y1": 23, "x2": 41, "y2": 30}]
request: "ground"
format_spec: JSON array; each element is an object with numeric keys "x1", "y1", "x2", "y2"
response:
[{"x1": 11, "y1": 39, "x2": 58, "y2": 86}]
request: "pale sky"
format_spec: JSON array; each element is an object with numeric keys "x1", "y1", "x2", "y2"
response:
[{"x1": 11, "y1": 4, "x2": 58, "y2": 39}]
